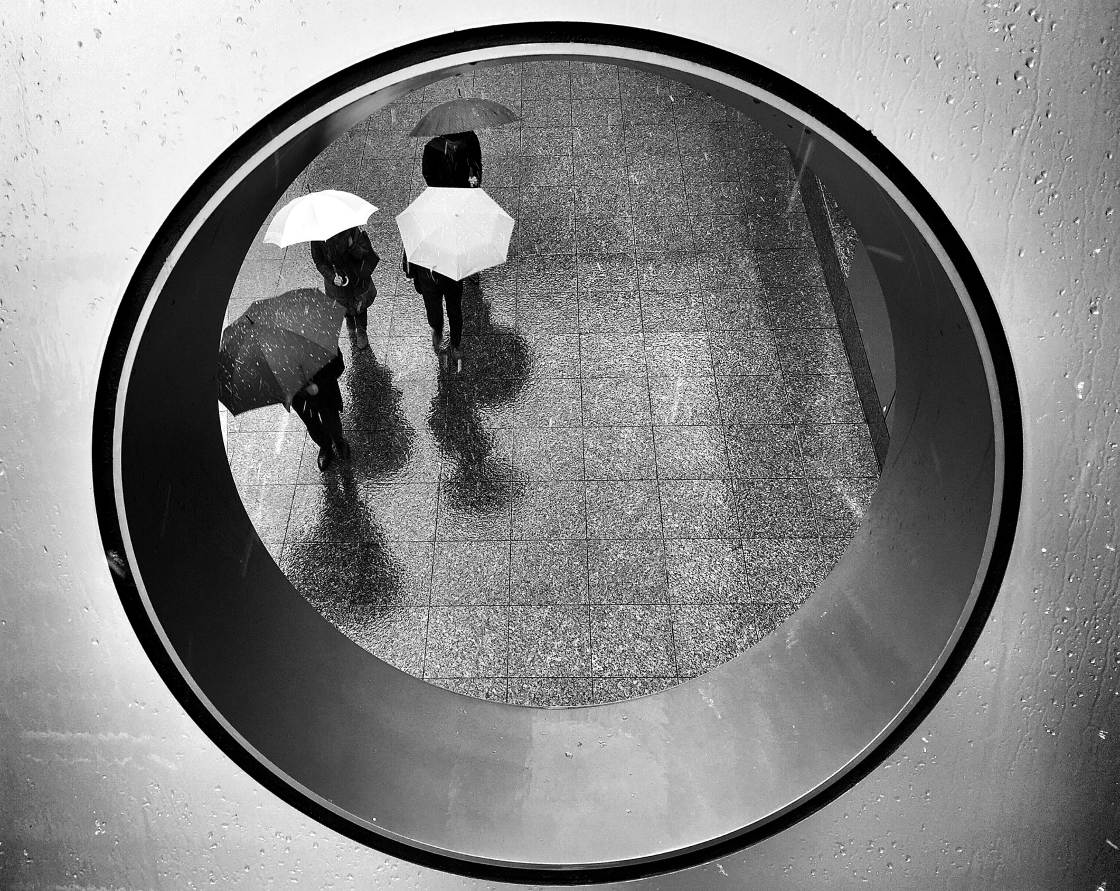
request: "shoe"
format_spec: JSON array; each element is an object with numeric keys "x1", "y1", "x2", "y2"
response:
[
  {"x1": 431, "y1": 328, "x2": 444, "y2": 354},
  {"x1": 449, "y1": 346, "x2": 463, "y2": 374},
  {"x1": 335, "y1": 438, "x2": 351, "y2": 462},
  {"x1": 316, "y1": 445, "x2": 334, "y2": 472},
  {"x1": 354, "y1": 329, "x2": 370, "y2": 351}
]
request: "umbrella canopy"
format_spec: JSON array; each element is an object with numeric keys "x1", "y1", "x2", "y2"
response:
[
  {"x1": 396, "y1": 187, "x2": 515, "y2": 281},
  {"x1": 218, "y1": 288, "x2": 345, "y2": 415},
  {"x1": 263, "y1": 190, "x2": 378, "y2": 248},
  {"x1": 409, "y1": 98, "x2": 520, "y2": 138}
]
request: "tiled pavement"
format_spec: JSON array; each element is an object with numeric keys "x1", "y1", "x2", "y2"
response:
[{"x1": 222, "y1": 61, "x2": 880, "y2": 707}]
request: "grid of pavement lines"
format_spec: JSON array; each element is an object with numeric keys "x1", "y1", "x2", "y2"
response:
[{"x1": 221, "y1": 61, "x2": 880, "y2": 707}]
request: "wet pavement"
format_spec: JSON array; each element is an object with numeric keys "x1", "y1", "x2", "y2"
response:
[{"x1": 221, "y1": 62, "x2": 880, "y2": 707}]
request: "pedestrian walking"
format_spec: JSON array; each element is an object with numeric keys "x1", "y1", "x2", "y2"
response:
[
  {"x1": 310, "y1": 226, "x2": 379, "y2": 352},
  {"x1": 291, "y1": 348, "x2": 351, "y2": 472},
  {"x1": 403, "y1": 250, "x2": 464, "y2": 369},
  {"x1": 421, "y1": 130, "x2": 482, "y2": 189}
]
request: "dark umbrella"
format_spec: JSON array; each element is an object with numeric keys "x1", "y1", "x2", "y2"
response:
[
  {"x1": 218, "y1": 288, "x2": 345, "y2": 415},
  {"x1": 409, "y1": 98, "x2": 520, "y2": 137}
]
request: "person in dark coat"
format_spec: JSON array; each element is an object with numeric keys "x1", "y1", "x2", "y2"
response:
[
  {"x1": 403, "y1": 251, "x2": 464, "y2": 369},
  {"x1": 404, "y1": 131, "x2": 480, "y2": 371},
  {"x1": 310, "y1": 226, "x2": 379, "y2": 352},
  {"x1": 291, "y1": 349, "x2": 350, "y2": 472},
  {"x1": 421, "y1": 131, "x2": 482, "y2": 189}
]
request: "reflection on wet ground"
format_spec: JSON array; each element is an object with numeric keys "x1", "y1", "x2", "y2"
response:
[{"x1": 222, "y1": 62, "x2": 880, "y2": 707}]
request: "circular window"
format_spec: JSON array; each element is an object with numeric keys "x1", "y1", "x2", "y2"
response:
[
  {"x1": 95, "y1": 24, "x2": 1019, "y2": 884},
  {"x1": 220, "y1": 61, "x2": 886, "y2": 709}
]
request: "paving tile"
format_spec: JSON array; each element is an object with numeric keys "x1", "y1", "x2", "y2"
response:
[
  {"x1": 521, "y1": 73, "x2": 572, "y2": 100},
  {"x1": 732, "y1": 478, "x2": 820, "y2": 537},
  {"x1": 510, "y1": 539, "x2": 588, "y2": 605},
  {"x1": 587, "y1": 539, "x2": 668, "y2": 605},
  {"x1": 520, "y1": 154, "x2": 576, "y2": 188},
  {"x1": 435, "y1": 480, "x2": 512, "y2": 541},
  {"x1": 585, "y1": 480, "x2": 663, "y2": 539},
  {"x1": 570, "y1": 62, "x2": 621, "y2": 98},
  {"x1": 636, "y1": 252, "x2": 701, "y2": 292},
  {"x1": 709, "y1": 328, "x2": 781, "y2": 376},
  {"x1": 518, "y1": 255, "x2": 577, "y2": 294},
  {"x1": 429, "y1": 677, "x2": 509, "y2": 703},
  {"x1": 649, "y1": 375, "x2": 721, "y2": 425},
  {"x1": 515, "y1": 291, "x2": 580, "y2": 333},
  {"x1": 573, "y1": 216, "x2": 636, "y2": 255},
  {"x1": 621, "y1": 96, "x2": 680, "y2": 126},
  {"x1": 581, "y1": 375, "x2": 653, "y2": 426},
  {"x1": 629, "y1": 182, "x2": 690, "y2": 218},
  {"x1": 626, "y1": 157, "x2": 685, "y2": 189},
  {"x1": 631, "y1": 213, "x2": 694, "y2": 253},
  {"x1": 640, "y1": 290, "x2": 708, "y2": 332},
  {"x1": 572, "y1": 127, "x2": 626, "y2": 159},
  {"x1": 578, "y1": 291, "x2": 643, "y2": 331},
  {"x1": 798, "y1": 423, "x2": 879, "y2": 477},
  {"x1": 703, "y1": 290, "x2": 770, "y2": 332},
  {"x1": 686, "y1": 179, "x2": 747, "y2": 215},
  {"x1": 424, "y1": 606, "x2": 509, "y2": 677},
  {"x1": 696, "y1": 252, "x2": 761, "y2": 290},
  {"x1": 665, "y1": 538, "x2": 750, "y2": 603},
  {"x1": 512, "y1": 480, "x2": 587, "y2": 539},
  {"x1": 590, "y1": 676, "x2": 678, "y2": 702},
  {"x1": 508, "y1": 677, "x2": 596, "y2": 707},
  {"x1": 523, "y1": 59, "x2": 570, "y2": 77},
  {"x1": 654, "y1": 425, "x2": 729, "y2": 479},
  {"x1": 571, "y1": 98, "x2": 623, "y2": 130},
  {"x1": 508, "y1": 606, "x2": 592, "y2": 677},
  {"x1": 583, "y1": 426, "x2": 656, "y2": 480},
  {"x1": 671, "y1": 603, "x2": 784, "y2": 677},
  {"x1": 579, "y1": 331, "x2": 647, "y2": 377},
  {"x1": 344, "y1": 605, "x2": 429, "y2": 675},
  {"x1": 724, "y1": 423, "x2": 806, "y2": 478},
  {"x1": 784, "y1": 374, "x2": 865, "y2": 423},
  {"x1": 659, "y1": 479, "x2": 739, "y2": 538},
  {"x1": 739, "y1": 537, "x2": 830, "y2": 602},
  {"x1": 511, "y1": 215, "x2": 575, "y2": 256},
  {"x1": 521, "y1": 126, "x2": 574, "y2": 156},
  {"x1": 806, "y1": 477, "x2": 879, "y2": 536},
  {"x1": 509, "y1": 428, "x2": 583, "y2": 483},
  {"x1": 644, "y1": 331, "x2": 713, "y2": 377},
  {"x1": 591, "y1": 605, "x2": 675, "y2": 677},
  {"x1": 505, "y1": 377, "x2": 583, "y2": 427},
  {"x1": 717, "y1": 374, "x2": 793, "y2": 425},
  {"x1": 431, "y1": 540, "x2": 511, "y2": 605},
  {"x1": 525, "y1": 333, "x2": 581, "y2": 377},
  {"x1": 225, "y1": 430, "x2": 305, "y2": 486},
  {"x1": 572, "y1": 181, "x2": 632, "y2": 218}
]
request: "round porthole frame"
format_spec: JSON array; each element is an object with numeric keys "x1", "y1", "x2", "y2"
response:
[{"x1": 93, "y1": 22, "x2": 1021, "y2": 885}]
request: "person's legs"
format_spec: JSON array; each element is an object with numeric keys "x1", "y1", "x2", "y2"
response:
[
  {"x1": 294, "y1": 397, "x2": 336, "y2": 470},
  {"x1": 444, "y1": 280, "x2": 464, "y2": 349},
  {"x1": 352, "y1": 290, "x2": 371, "y2": 351},
  {"x1": 419, "y1": 276, "x2": 445, "y2": 352},
  {"x1": 320, "y1": 405, "x2": 349, "y2": 461}
]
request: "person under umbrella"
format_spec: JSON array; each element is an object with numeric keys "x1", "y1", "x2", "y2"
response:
[
  {"x1": 310, "y1": 225, "x2": 380, "y2": 352},
  {"x1": 403, "y1": 250, "x2": 465, "y2": 366},
  {"x1": 421, "y1": 131, "x2": 482, "y2": 189},
  {"x1": 218, "y1": 288, "x2": 353, "y2": 473},
  {"x1": 397, "y1": 188, "x2": 514, "y2": 375},
  {"x1": 291, "y1": 348, "x2": 350, "y2": 472}
]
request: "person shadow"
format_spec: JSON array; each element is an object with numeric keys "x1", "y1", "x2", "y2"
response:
[
  {"x1": 283, "y1": 346, "x2": 427, "y2": 640},
  {"x1": 428, "y1": 275, "x2": 532, "y2": 515}
]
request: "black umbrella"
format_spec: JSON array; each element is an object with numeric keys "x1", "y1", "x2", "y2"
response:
[
  {"x1": 218, "y1": 288, "x2": 345, "y2": 415},
  {"x1": 409, "y1": 98, "x2": 520, "y2": 137}
]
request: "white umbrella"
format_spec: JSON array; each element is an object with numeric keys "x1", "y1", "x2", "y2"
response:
[
  {"x1": 264, "y1": 190, "x2": 379, "y2": 247},
  {"x1": 395, "y1": 187, "x2": 515, "y2": 281}
]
